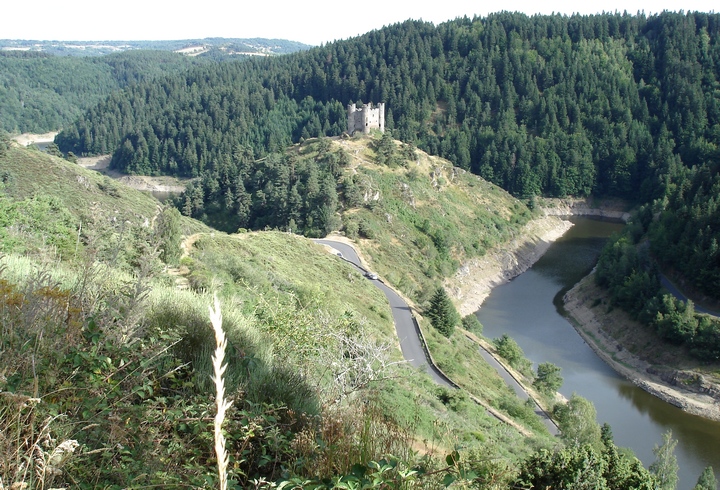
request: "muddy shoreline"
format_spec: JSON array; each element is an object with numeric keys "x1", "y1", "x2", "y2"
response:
[
  {"x1": 449, "y1": 214, "x2": 574, "y2": 316},
  {"x1": 449, "y1": 197, "x2": 630, "y2": 317},
  {"x1": 564, "y1": 275, "x2": 720, "y2": 421}
]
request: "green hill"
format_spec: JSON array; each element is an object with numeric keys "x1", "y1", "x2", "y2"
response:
[
  {"x1": 0, "y1": 137, "x2": 657, "y2": 487},
  {"x1": 0, "y1": 138, "x2": 525, "y2": 487},
  {"x1": 0, "y1": 50, "x2": 208, "y2": 133}
]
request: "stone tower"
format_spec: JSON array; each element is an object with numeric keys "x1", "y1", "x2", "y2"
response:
[{"x1": 347, "y1": 102, "x2": 385, "y2": 135}]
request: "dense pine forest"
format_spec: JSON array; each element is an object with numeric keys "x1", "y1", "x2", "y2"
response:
[
  {"x1": 54, "y1": 11, "x2": 720, "y2": 305},
  {"x1": 57, "y1": 11, "x2": 720, "y2": 199},
  {"x1": 0, "y1": 50, "x2": 211, "y2": 133}
]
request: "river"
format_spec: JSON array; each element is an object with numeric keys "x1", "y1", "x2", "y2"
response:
[{"x1": 475, "y1": 216, "x2": 720, "y2": 489}]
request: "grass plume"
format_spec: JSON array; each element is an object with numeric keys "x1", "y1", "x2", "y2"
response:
[{"x1": 209, "y1": 295, "x2": 231, "y2": 490}]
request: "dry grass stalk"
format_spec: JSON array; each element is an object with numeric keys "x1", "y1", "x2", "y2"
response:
[{"x1": 209, "y1": 295, "x2": 232, "y2": 490}]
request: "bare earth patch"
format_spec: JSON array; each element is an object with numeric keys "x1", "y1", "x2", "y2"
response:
[
  {"x1": 11, "y1": 131, "x2": 59, "y2": 146},
  {"x1": 77, "y1": 154, "x2": 187, "y2": 193},
  {"x1": 564, "y1": 274, "x2": 720, "y2": 421}
]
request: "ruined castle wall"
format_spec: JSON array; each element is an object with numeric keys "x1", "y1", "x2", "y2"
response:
[{"x1": 347, "y1": 102, "x2": 385, "y2": 135}]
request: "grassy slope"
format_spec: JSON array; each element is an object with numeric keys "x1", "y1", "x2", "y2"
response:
[
  {"x1": 287, "y1": 136, "x2": 551, "y2": 433},
  {"x1": 181, "y1": 231, "x2": 540, "y2": 455},
  {"x1": 0, "y1": 143, "x2": 552, "y2": 487},
  {"x1": 305, "y1": 136, "x2": 534, "y2": 304},
  {"x1": 0, "y1": 144, "x2": 207, "y2": 235}
]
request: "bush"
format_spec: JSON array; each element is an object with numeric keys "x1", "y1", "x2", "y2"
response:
[
  {"x1": 155, "y1": 205, "x2": 182, "y2": 265},
  {"x1": 461, "y1": 313, "x2": 483, "y2": 334},
  {"x1": 494, "y1": 334, "x2": 524, "y2": 366}
]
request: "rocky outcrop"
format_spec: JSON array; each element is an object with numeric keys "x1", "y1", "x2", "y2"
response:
[
  {"x1": 448, "y1": 215, "x2": 574, "y2": 316},
  {"x1": 539, "y1": 197, "x2": 631, "y2": 222}
]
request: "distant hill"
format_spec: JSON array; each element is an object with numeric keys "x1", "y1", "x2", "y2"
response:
[{"x1": 0, "y1": 37, "x2": 311, "y2": 57}]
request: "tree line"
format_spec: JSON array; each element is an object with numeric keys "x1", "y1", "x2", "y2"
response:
[{"x1": 595, "y1": 222, "x2": 720, "y2": 362}]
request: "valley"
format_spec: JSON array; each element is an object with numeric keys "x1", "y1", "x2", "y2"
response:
[{"x1": 3, "y1": 9, "x2": 720, "y2": 489}]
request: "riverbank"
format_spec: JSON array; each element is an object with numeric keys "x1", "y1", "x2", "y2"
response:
[
  {"x1": 448, "y1": 197, "x2": 632, "y2": 316},
  {"x1": 448, "y1": 215, "x2": 574, "y2": 316},
  {"x1": 538, "y1": 196, "x2": 632, "y2": 222},
  {"x1": 564, "y1": 274, "x2": 720, "y2": 422},
  {"x1": 11, "y1": 131, "x2": 59, "y2": 146}
]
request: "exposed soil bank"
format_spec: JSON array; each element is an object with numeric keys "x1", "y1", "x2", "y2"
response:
[
  {"x1": 564, "y1": 275, "x2": 720, "y2": 421},
  {"x1": 11, "y1": 131, "x2": 59, "y2": 146},
  {"x1": 448, "y1": 215, "x2": 574, "y2": 317},
  {"x1": 538, "y1": 196, "x2": 632, "y2": 222},
  {"x1": 448, "y1": 197, "x2": 632, "y2": 317},
  {"x1": 77, "y1": 154, "x2": 187, "y2": 193}
]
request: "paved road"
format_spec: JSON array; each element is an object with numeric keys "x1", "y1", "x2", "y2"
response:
[
  {"x1": 660, "y1": 275, "x2": 720, "y2": 317},
  {"x1": 315, "y1": 239, "x2": 558, "y2": 435},
  {"x1": 315, "y1": 239, "x2": 454, "y2": 388},
  {"x1": 475, "y1": 341, "x2": 558, "y2": 435}
]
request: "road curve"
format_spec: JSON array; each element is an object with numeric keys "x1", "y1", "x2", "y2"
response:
[
  {"x1": 660, "y1": 274, "x2": 720, "y2": 317},
  {"x1": 314, "y1": 239, "x2": 454, "y2": 388},
  {"x1": 314, "y1": 239, "x2": 557, "y2": 435}
]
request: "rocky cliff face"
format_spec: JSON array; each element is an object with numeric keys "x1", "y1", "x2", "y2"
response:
[{"x1": 448, "y1": 215, "x2": 574, "y2": 316}]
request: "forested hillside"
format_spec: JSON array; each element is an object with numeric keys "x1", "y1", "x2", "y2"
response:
[
  {"x1": 53, "y1": 11, "x2": 720, "y2": 333},
  {"x1": 0, "y1": 50, "x2": 209, "y2": 133},
  {"x1": 57, "y1": 12, "x2": 720, "y2": 203}
]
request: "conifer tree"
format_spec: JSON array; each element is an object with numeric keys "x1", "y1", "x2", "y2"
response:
[
  {"x1": 693, "y1": 466, "x2": 717, "y2": 490},
  {"x1": 426, "y1": 286, "x2": 460, "y2": 337}
]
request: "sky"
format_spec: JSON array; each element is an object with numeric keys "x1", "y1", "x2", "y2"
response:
[{"x1": 4, "y1": 0, "x2": 718, "y2": 46}]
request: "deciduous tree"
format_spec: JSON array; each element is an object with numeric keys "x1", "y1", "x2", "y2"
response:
[{"x1": 649, "y1": 430, "x2": 679, "y2": 490}]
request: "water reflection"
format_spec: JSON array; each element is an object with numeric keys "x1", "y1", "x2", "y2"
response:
[
  {"x1": 475, "y1": 216, "x2": 720, "y2": 489},
  {"x1": 150, "y1": 190, "x2": 178, "y2": 202}
]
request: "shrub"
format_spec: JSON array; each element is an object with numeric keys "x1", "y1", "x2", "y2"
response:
[{"x1": 461, "y1": 313, "x2": 483, "y2": 334}]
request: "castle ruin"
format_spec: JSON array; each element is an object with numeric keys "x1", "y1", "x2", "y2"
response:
[{"x1": 347, "y1": 102, "x2": 385, "y2": 135}]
